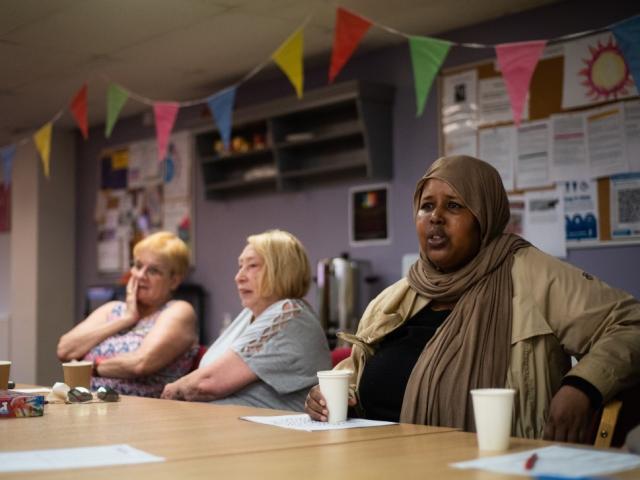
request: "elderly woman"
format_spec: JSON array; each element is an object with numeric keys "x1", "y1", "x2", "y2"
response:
[
  {"x1": 57, "y1": 231, "x2": 198, "y2": 397},
  {"x1": 305, "y1": 155, "x2": 640, "y2": 443},
  {"x1": 161, "y1": 229, "x2": 331, "y2": 411}
]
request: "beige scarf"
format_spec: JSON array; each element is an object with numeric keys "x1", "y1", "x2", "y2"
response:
[{"x1": 400, "y1": 155, "x2": 530, "y2": 430}]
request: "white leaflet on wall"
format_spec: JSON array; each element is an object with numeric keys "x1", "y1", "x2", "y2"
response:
[
  {"x1": 610, "y1": 173, "x2": 640, "y2": 239},
  {"x1": 562, "y1": 32, "x2": 638, "y2": 110},
  {"x1": 128, "y1": 139, "x2": 162, "y2": 189},
  {"x1": 163, "y1": 197, "x2": 191, "y2": 244},
  {"x1": 506, "y1": 194, "x2": 525, "y2": 236},
  {"x1": 550, "y1": 112, "x2": 588, "y2": 182},
  {"x1": 163, "y1": 131, "x2": 192, "y2": 200},
  {"x1": 624, "y1": 99, "x2": 640, "y2": 172},
  {"x1": 94, "y1": 190, "x2": 108, "y2": 224},
  {"x1": 97, "y1": 239, "x2": 121, "y2": 273},
  {"x1": 478, "y1": 125, "x2": 515, "y2": 191},
  {"x1": 516, "y1": 120, "x2": 551, "y2": 189},
  {"x1": 563, "y1": 179, "x2": 599, "y2": 243},
  {"x1": 478, "y1": 76, "x2": 528, "y2": 126},
  {"x1": 523, "y1": 186, "x2": 566, "y2": 258},
  {"x1": 441, "y1": 70, "x2": 478, "y2": 135},
  {"x1": 586, "y1": 102, "x2": 628, "y2": 178},
  {"x1": 443, "y1": 130, "x2": 477, "y2": 157}
]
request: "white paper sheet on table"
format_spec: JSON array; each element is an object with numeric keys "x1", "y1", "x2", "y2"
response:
[
  {"x1": 12, "y1": 388, "x2": 51, "y2": 394},
  {"x1": 451, "y1": 445, "x2": 640, "y2": 478},
  {"x1": 0, "y1": 444, "x2": 164, "y2": 473},
  {"x1": 241, "y1": 414, "x2": 395, "y2": 432}
]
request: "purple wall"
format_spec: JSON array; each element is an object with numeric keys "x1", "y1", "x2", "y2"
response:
[{"x1": 75, "y1": 0, "x2": 640, "y2": 342}]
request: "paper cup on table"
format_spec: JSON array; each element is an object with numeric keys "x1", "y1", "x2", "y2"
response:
[
  {"x1": 62, "y1": 361, "x2": 93, "y2": 389},
  {"x1": 471, "y1": 388, "x2": 515, "y2": 451},
  {"x1": 317, "y1": 370, "x2": 352, "y2": 424},
  {"x1": 0, "y1": 361, "x2": 11, "y2": 389}
]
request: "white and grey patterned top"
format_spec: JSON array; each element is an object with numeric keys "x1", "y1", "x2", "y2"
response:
[{"x1": 199, "y1": 298, "x2": 331, "y2": 412}]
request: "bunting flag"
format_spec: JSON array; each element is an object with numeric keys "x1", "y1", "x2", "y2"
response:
[
  {"x1": 409, "y1": 36, "x2": 452, "y2": 116},
  {"x1": 272, "y1": 28, "x2": 304, "y2": 98},
  {"x1": 34, "y1": 122, "x2": 53, "y2": 178},
  {"x1": 1, "y1": 144, "x2": 16, "y2": 186},
  {"x1": 207, "y1": 87, "x2": 236, "y2": 151},
  {"x1": 70, "y1": 83, "x2": 89, "y2": 139},
  {"x1": 328, "y1": 7, "x2": 372, "y2": 83},
  {"x1": 154, "y1": 102, "x2": 179, "y2": 161},
  {"x1": 612, "y1": 15, "x2": 640, "y2": 92},
  {"x1": 496, "y1": 40, "x2": 547, "y2": 126},
  {"x1": 105, "y1": 84, "x2": 129, "y2": 138}
]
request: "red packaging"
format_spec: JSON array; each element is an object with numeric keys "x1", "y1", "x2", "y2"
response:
[{"x1": 0, "y1": 390, "x2": 45, "y2": 418}]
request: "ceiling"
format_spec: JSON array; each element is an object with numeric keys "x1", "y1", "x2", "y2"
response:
[{"x1": 0, "y1": 0, "x2": 561, "y2": 146}]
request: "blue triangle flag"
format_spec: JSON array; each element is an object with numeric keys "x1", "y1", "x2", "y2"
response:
[
  {"x1": 207, "y1": 87, "x2": 236, "y2": 151},
  {"x1": 1, "y1": 144, "x2": 16, "y2": 186},
  {"x1": 612, "y1": 15, "x2": 640, "y2": 92}
]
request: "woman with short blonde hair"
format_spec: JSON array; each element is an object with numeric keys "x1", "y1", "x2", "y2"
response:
[
  {"x1": 247, "y1": 229, "x2": 311, "y2": 300},
  {"x1": 58, "y1": 231, "x2": 198, "y2": 398},
  {"x1": 162, "y1": 229, "x2": 331, "y2": 411}
]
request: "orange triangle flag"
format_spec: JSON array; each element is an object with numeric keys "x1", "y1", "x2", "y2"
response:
[
  {"x1": 70, "y1": 83, "x2": 89, "y2": 139},
  {"x1": 328, "y1": 7, "x2": 372, "y2": 83}
]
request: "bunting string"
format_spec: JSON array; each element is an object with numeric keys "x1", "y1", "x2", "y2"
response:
[{"x1": 0, "y1": 4, "x2": 637, "y2": 185}]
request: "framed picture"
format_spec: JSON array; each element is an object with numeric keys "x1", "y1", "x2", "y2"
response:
[{"x1": 349, "y1": 183, "x2": 391, "y2": 246}]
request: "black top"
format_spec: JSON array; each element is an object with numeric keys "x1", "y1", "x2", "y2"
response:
[{"x1": 358, "y1": 306, "x2": 450, "y2": 422}]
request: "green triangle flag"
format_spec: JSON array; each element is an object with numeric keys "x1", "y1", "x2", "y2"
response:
[
  {"x1": 409, "y1": 36, "x2": 451, "y2": 116},
  {"x1": 105, "y1": 84, "x2": 129, "y2": 138}
]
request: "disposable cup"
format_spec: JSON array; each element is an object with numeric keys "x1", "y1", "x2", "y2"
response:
[
  {"x1": 470, "y1": 388, "x2": 515, "y2": 451},
  {"x1": 62, "y1": 361, "x2": 93, "y2": 389},
  {"x1": 317, "y1": 370, "x2": 352, "y2": 424},
  {"x1": 0, "y1": 361, "x2": 11, "y2": 390}
]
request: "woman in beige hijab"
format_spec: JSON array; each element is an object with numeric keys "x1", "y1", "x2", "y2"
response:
[{"x1": 305, "y1": 155, "x2": 640, "y2": 442}]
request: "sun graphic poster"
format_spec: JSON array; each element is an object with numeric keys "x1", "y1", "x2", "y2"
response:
[{"x1": 562, "y1": 32, "x2": 638, "y2": 109}]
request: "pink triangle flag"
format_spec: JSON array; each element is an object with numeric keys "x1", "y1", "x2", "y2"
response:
[
  {"x1": 495, "y1": 40, "x2": 546, "y2": 126},
  {"x1": 153, "y1": 102, "x2": 179, "y2": 161}
]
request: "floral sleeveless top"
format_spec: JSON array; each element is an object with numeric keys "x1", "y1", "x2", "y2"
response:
[{"x1": 83, "y1": 301, "x2": 198, "y2": 398}]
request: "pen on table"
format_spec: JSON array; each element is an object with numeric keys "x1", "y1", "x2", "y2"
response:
[{"x1": 524, "y1": 452, "x2": 538, "y2": 470}]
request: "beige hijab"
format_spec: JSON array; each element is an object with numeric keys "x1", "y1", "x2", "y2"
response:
[{"x1": 400, "y1": 155, "x2": 530, "y2": 430}]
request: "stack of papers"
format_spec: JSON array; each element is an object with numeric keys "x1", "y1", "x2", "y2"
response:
[
  {"x1": 241, "y1": 414, "x2": 395, "y2": 432},
  {"x1": 451, "y1": 445, "x2": 640, "y2": 478}
]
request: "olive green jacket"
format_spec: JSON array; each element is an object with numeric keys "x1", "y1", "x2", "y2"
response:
[{"x1": 337, "y1": 247, "x2": 640, "y2": 438}]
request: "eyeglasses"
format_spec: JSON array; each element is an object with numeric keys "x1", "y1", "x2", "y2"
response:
[
  {"x1": 131, "y1": 260, "x2": 169, "y2": 278},
  {"x1": 67, "y1": 386, "x2": 120, "y2": 403}
]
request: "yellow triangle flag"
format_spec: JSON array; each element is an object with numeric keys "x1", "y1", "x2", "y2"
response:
[
  {"x1": 34, "y1": 122, "x2": 53, "y2": 178},
  {"x1": 272, "y1": 28, "x2": 304, "y2": 98}
]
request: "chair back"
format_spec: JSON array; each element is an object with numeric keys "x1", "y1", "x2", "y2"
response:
[{"x1": 593, "y1": 383, "x2": 640, "y2": 448}]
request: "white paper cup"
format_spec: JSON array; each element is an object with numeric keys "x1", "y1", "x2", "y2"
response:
[
  {"x1": 317, "y1": 370, "x2": 352, "y2": 424},
  {"x1": 0, "y1": 360, "x2": 11, "y2": 390},
  {"x1": 471, "y1": 388, "x2": 515, "y2": 451},
  {"x1": 62, "y1": 361, "x2": 93, "y2": 389}
]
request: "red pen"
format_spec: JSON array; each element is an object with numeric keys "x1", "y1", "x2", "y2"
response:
[{"x1": 524, "y1": 452, "x2": 538, "y2": 470}]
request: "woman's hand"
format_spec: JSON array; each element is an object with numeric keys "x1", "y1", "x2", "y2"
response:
[
  {"x1": 123, "y1": 275, "x2": 141, "y2": 325},
  {"x1": 544, "y1": 385, "x2": 594, "y2": 443},
  {"x1": 304, "y1": 385, "x2": 358, "y2": 422},
  {"x1": 161, "y1": 381, "x2": 183, "y2": 400}
]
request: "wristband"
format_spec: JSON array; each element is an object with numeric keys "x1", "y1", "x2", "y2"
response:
[{"x1": 92, "y1": 357, "x2": 105, "y2": 377}]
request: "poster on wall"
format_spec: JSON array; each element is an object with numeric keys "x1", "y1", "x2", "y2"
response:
[
  {"x1": 441, "y1": 70, "x2": 478, "y2": 157},
  {"x1": 562, "y1": 32, "x2": 638, "y2": 110},
  {"x1": 349, "y1": 184, "x2": 391, "y2": 246},
  {"x1": 564, "y1": 179, "x2": 599, "y2": 243},
  {"x1": 610, "y1": 173, "x2": 640, "y2": 239},
  {"x1": 97, "y1": 132, "x2": 195, "y2": 274}
]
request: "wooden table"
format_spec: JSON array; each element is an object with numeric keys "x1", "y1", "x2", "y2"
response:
[{"x1": 1, "y1": 394, "x2": 638, "y2": 479}]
